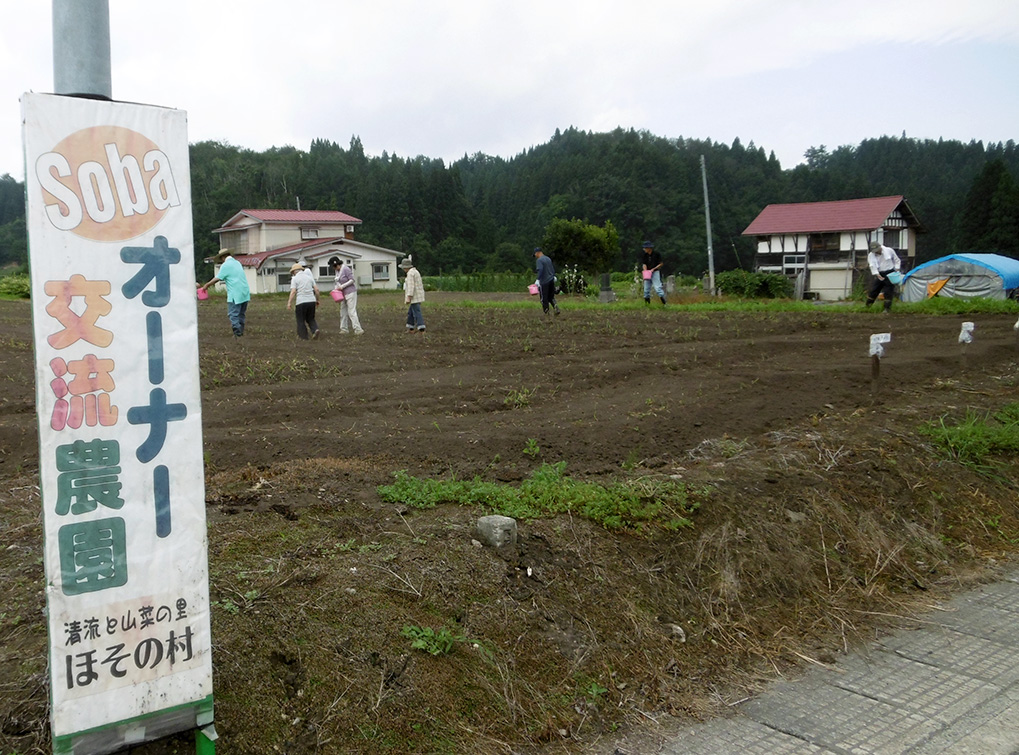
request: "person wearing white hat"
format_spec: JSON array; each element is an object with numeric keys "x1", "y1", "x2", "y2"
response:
[
  {"x1": 401, "y1": 256, "x2": 426, "y2": 332},
  {"x1": 286, "y1": 262, "x2": 322, "y2": 339},
  {"x1": 200, "y1": 248, "x2": 251, "y2": 338}
]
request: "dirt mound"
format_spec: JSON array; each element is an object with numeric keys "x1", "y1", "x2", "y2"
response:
[{"x1": 2, "y1": 293, "x2": 1018, "y2": 754}]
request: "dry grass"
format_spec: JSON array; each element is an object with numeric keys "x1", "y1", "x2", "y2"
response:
[{"x1": 3, "y1": 338, "x2": 1019, "y2": 753}]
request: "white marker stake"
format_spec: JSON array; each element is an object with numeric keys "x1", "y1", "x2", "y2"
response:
[
  {"x1": 870, "y1": 333, "x2": 892, "y2": 397},
  {"x1": 959, "y1": 322, "x2": 975, "y2": 370}
]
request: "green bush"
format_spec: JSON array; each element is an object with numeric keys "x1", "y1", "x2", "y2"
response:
[
  {"x1": 0, "y1": 273, "x2": 30, "y2": 299},
  {"x1": 715, "y1": 270, "x2": 792, "y2": 299}
]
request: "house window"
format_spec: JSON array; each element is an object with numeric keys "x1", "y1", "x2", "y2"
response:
[
  {"x1": 277, "y1": 274, "x2": 290, "y2": 287},
  {"x1": 222, "y1": 230, "x2": 248, "y2": 254},
  {"x1": 882, "y1": 229, "x2": 901, "y2": 248},
  {"x1": 318, "y1": 266, "x2": 330, "y2": 277},
  {"x1": 373, "y1": 264, "x2": 390, "y2": 281},
  {"x1": 301, "y1": 227, "x2": 320, "y2": 240},
  {"x1": 783, "y1": 254, "x2": 806, "y2": 274}
]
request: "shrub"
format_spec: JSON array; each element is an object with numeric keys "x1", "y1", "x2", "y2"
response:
[
  {"x1": 762, "y1": 272, "x2": 794, "y2": 298},
  {"x1": 0, "y1": 273, "x2": 30, "y2": 299},
  {"x1": 716, "y1": 270, "x2": 792, "y2": 299}
]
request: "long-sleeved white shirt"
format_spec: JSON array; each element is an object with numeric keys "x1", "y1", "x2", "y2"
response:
[{"x1": 868, "y1": 245, "x2": 901, "y2": 276}]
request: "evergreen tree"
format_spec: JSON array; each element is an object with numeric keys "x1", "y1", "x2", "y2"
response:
[{"x1": 955, "y1": 160, "x2": 1019, "y2": 255}]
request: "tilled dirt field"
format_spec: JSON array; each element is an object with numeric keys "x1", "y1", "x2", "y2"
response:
[{"x1": 2, "y1": 292, "x2": 1019, "y2": 754}]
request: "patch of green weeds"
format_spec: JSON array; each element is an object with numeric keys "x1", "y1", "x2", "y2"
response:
[
  {"x1": 621, "y1": 448, "x2": 641, "y2": 471},
  {"x1": 582, "y1": 680, "x2": 609, "y2": 702},
  {"x1": 523, "y1": 438, "x2": 540, "y2": 458},
  {"x1": 378, "y1": 462, "x2": 700, "y2": 534},
  {"x1": 504, "y1": 386, "x2": 535, "y2": 408},
  {"x1": 921, "y1": 402, "x2": 1019, "y2": 473},
  {"x1": 983, "y1": 514, "x2": 1019, "y2": 544},
  {"x1": 212, "y1": 598, "x2": 240, "y2": 615},
  {"x1": 401, "y1": 625, "x2": 465, "y2": 655}
]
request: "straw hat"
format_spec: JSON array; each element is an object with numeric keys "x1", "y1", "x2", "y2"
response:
[{"x1": 289, "y1": 262, "x2": 304, "y2": 275}]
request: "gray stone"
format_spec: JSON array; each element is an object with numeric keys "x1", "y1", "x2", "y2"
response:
[{"x1": 475, "y1": 515, "x2": 517, "y2": 548}]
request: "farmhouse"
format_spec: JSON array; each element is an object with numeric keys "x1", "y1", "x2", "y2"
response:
[
  {"x1": 743, "y1": 196, "x2": 924, "y2": 301},
  {"x1": 210, "y1": 209, "x2": 405, "y2": 294}
]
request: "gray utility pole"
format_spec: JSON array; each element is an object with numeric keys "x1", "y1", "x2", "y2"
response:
[
  {"x1": 700, "y1": 155, "x2": 716, "y2": 295},
  {"x1": 53, "y1": 0, "x2": 112, "y2": 99}
]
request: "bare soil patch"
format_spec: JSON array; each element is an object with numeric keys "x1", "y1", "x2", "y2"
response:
[{"x1": 2, "y1": 292, "x2": 1018, "y2": 754}]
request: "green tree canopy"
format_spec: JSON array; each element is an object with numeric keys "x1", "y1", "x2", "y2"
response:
[
  {"x1": 540, "y1": 218, "x2": 621, "y2": 273},
  {"x1": 954, "y1": 160, "x2": 1019, "y2": 255}
]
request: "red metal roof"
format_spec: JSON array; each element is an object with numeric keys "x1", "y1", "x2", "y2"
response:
[
  {"x1": 240, "y1": 209, "x2": 362, "y2": 224},
  {"x1": 742, "y1": 196, "x2": 913, "y2": 236},
  {"x1": 234, "y1": 237, "x2": 347, "y2": 270}
]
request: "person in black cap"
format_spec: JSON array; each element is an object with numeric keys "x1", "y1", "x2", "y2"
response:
[
  {"x1": 533, "y1": 247, "x2": 560, "y2": 316},
  {"x1": 641, "y1": 241, "x2": 666, "y2": 305}
]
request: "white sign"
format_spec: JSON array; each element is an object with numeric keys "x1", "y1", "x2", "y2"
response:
[
  {"x1": 869, "y1": 332, "x2": 892, "y2": 358},
  {"x1": 22, "y1": 93, "x2": 212, "y2": 754}
]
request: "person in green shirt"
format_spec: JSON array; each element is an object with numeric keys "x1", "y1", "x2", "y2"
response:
[{"x1": 200, "y1": 249, "x2": 251, "y2": 338}]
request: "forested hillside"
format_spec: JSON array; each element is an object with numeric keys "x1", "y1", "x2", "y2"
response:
[{"x1": 2, "y1": 130, "x2": 1017, "y2": 281}]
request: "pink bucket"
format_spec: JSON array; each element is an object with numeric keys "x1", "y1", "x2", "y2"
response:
[
  {"x1": 642, "y1": 269, "x2": 653, "y2": 280},
  {"x1": 330, "y1": 288, "x2": 344, "y2": 302},
  {"x1": 196, "y1": 287, "x2": 209, "y2": 300},
  {"x1": 528, "y1": 284, "x2": 539, "y2": 296}
]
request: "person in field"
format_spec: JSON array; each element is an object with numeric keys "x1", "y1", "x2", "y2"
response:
[
  {"x1": 200, "y1": 248, "x2": 251, "y2": 339},
  {"x1": 533, "y1": 247, "x2": 560, "y2": 316}
]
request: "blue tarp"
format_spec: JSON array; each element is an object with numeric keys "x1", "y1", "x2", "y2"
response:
[{"x1": 901, "y1": 253, "x2": 1019, "y2": 302}]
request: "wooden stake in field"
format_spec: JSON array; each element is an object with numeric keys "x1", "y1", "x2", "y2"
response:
[
  {"x1": 869, "y1": 333, "x2": 891, "y2": 398},
  {"x1": 958, "y1": 321, "x2": 975, "y2": 371}
]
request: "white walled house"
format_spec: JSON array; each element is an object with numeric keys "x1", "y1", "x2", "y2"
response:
[
  {"x1": 742, "y1": 196, "x2": 924, "y2": 301},
  {"x1": 210, "y1": 209, "x2": 404, "y2": 294}
]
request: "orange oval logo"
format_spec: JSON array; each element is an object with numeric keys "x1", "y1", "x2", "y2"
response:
[{"x1": 35, "y1": 125, "x2": 181, "y2": 242}]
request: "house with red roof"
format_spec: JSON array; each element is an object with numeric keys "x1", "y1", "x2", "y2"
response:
[
  {"x1": 742, "y1": 196, "x2": 924, "y2": 300},
  {"x1": 210, "y1": 209, "x2": 404, "y2": 294}
]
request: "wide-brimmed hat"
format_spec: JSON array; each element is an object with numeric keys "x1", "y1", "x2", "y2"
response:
[
  {"x1": 642, "y1": 240, "x2": 654, "y2": 249},
  {"x1": 869, "y1": 241, "x2": 881, "y2": 252},
  {"x1": 289, "y1": 262, "x2": 304, "y2": 274},
  {"x1": 400, "y1": 256, "x2": 414, "y2": 270},
  {"x1": 213, "y1": 248, "x2": 232, "y2": 261}
]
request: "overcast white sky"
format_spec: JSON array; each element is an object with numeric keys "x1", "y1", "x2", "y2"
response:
[{"x1": 2, "y1": 1, "x2": 1018, "y2": 181}]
